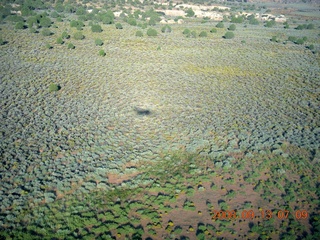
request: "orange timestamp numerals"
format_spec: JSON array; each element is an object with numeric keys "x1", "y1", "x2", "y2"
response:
[{"x1": 211, "y1": 209, "x2": 309, "y2": 220}]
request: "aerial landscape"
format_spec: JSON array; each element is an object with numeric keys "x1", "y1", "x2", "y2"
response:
[{"x1": 0, "y1": 0, "x2": 319, "y2": 239}]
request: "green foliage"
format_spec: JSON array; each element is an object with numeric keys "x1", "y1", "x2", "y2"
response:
[
  {"x1": 308, "y1": 44, "x2": 314, "y2": 50},
  {"x1": 50, "y1": 11, "x2": 59, "y2": 18},
  {"x1": 70, "y1": 20, "x2": 84, "y2": 29},
  {"x1": 55, "y1": 3, "x2": 64, "y2": 13},
  {"x1": 216, "y1": 22, "x2": 224, "y2": 28},
  {"x1": 6, "y1": 15, "x2": 24, "y2": 22},
  {"x1": 135, "y1": 30, "x2": 143, "y2": 37},
  {"x1": 161, "y1": 25, "x2": 171, "y2": 33},
  {"x1": 265, "y1": 20, "x2": 276, "y2": 28},
  {"x1": 95, "y1": 38, "x2": 103, "y2": 46},
  {"x1": 74, "y1": 31, "x2": 84, "y2": 40},
  {"x1": 249, "y1": 18, "x2": 259, "y2": 25},
  {"x1": 39, "y1": 17, "x2": 51, "y2": 28},
  {"x1": 147, "y1": 28, "x2": 157, "y2": 37},
  {"x1": 76, "y1": 6, "x2": 86, "y2": 16},
  {"x1": 15, "y1": 22, "x2": 25, "y2": 30},
  {"x1": 21, "y1": 5, "x2": 34, "y2": 16},
  {"x1": 56, "y1": 37, "x2": 63, "y2": 44},
  {"x1": 228, "y1": 24, "x2": 236, "y2": 31},
  {"x1": 41, "y1": 28, "x2": 52, "y2": 36},
  {"x1": 29, "y1": 27, "x2": 37, "y2": 33},
  {"x1": 127, "y1": 18, "x2": 137, "y2": 26},
  {"x1": 0, "y1": 38, "x2": 5, "y2": 45},
  {"x1": 99, "y1": 49, "x2": 106, "y2": 56},
  {"x1": 61, "y1": 31, "x2": 70, "y2": 39},
  {"x1": 91, "y1": 24, "x2": 102, "y2": 33},
  {"x1": 183, "y1": 28, "x2": 191, "y2": 35},
  {"x1": 115, "y1": 23, "x2": 123, "y2": 29},
  {"x1": 224, "y1": 31, "x2": 235, "y2": 39},
  {"x1": 67, "y1": 43, "x2": 75, "y2": 49},
  {"x1": 231, "y1": 15, "x2": 244, "y2": 23},
  {"x1": 296, "y1": 23, "x2": 315, "y2": 30},
  {"x1": 49, "y1": 83, "x2": 60, "y2": 92},
  {"x1": 210, "y1": 28, "x2": 217, "y2": 33},
  {"x1": 271, "y1": 36, "x2": 278, "y2": 42},
  {"x1": 185, "y1": 8, "x2": 195, "y2": 17},
  {"x1": 199, "y1": 31, "x2": 207, "y2": 37},
  {"x1": 45, "y1": 43, "x2": 52, "y2": 49},
  {"x1": 148, "y1": 18, "x2": 156, "y2": 26},
  {"x1": 288, "y1": 36, "x2": 297, "y2": 42}
]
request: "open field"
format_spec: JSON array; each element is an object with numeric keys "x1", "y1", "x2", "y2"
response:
[{"x1": 0, "y1": 0, "x2": 320, "y2": 239}]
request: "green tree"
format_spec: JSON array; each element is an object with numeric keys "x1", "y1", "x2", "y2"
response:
[
  {"x1": 161, "y1": 25, "x2": 171, "y2": 33},
  {"x1": 49, "y1": 83, "x2": 60, "y2": 92},
  {"x1": 231, "y1": 15, "x2": 244, "y2": 23},
  {"x1": 56, "y1": 37, "x2": 64, "y2": 44},
  {"x1": 67, "y1": 43, "x2": 75, "y2": 49},
  {"x1": 91, "y1": 24, "x2": 102, "y2": 32},
  {"x1": 127, "y1": 18, "x2": 137, "y2": 26},
  {"x1": 249, "y1": 18, "x2": 259, "y2": 25},
  {"x1": 185, "y1": 8, "x2": 195, "y2": 17},
  {"x1": 224, "y1": 31, "x2": 235, "y2": 39},
  {"x1": 61, "y1": 31, "x2": 70, "y2": 39},
  {"x1": 265, "y1": 20, "x2": 275, "y2": 28},
  {"x1": 99, "y1": 49, "x2": 106, "y2": 56},
  {"x1": 210, "y1": 28, "x2": 217, "y2": 33},
  {"x1": 15, "y1": 22, "x2": 25, "y2": 29},
  {"x1": 76, "y1": 6, "x2": 86, "y2": 15},
  {"x1": 39, "y1": 16, "x2": 52, "y2": 28},
  {"x1": 41, "y1": 28, "x2": 52, "y2": 36},
  {"x1": 147, "y1": 28, "x2": 157, "y2": 36},
  {"x1": 183, "y1": 28, "x2": 191, "y2": 35}
]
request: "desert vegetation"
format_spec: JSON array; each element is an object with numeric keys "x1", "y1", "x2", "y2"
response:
[{"x1": 0, "y1": 0, "x2": 319, "y2": 239}]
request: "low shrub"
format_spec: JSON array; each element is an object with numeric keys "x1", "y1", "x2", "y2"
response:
[
  {"x1": 91, "y1": 24, "x2": 102, "y2": 33},
  {"x1": 95, "y1": 38, "x2": 103, "y2": 46},
  {"x1": 161, "y1": 25, "x2": 171, "y2": 33},
  {"x1": 56, "y1": 37, "x2": 64, "y2": 44},
  {"x1": 265, "y1": 20, "x2": 276, "y2": 28},
  {"x1": 216, "y1": 22, "x2": 224, "y2": 28},
  {"x1": 135, "y1": 30, "x2": 143, "y2": 37},
  {"x1": 29, "y1": 27, "x2": 37, "y2": 33},
  {"x1": 228, "y1": 24, "x2": 236, "y2": 31},
  {"x1": 99, "y1": 49, "x2": 106, "y2": 56},
  {"x1": 45, "y1": 43, "x2": 52, "y2": 49},
  {"x1": 49, "y1": 83, "x2": 60, "y2": 92},
  {"x1": 115, "y1": 23, "x2": 123, "y2": 29},
  {"x1": 127, "y1": 18, "x2": 137, "y2": 26},
  {"x1": 74, "y1": 31, "x2": 84, "y2": 40},
  {"x1": 15, "y1": 22, "x2": 25, "y2": 29},
  {"x1": 183, "y1": 28, "x2": 191, "y2": 35},
  {"x1": 67, "y1": 43, "x2": 75, "y2": 49},
  {"x1": 41, "y1": 28, "x2": 52, "y2": 36},
  {"x1": 61, "y1": 31, "x2": 70, "y2": 39},
  {"x1": 199, "y1": 31, "x2": 207, "y2": 37},
  {"x1": 224, "y1": 31, "x2": 235, "y2": 39},
  {"x1": 210, "y1": 28, "x2": 217, "y2": 33},
  {"x1": 147, "y1": 28, "x2": 157, "y2": 37}
]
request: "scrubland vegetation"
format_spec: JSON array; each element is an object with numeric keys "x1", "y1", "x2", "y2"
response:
[{"x1": 0, "y1": 0, "x2": 319, "y2": 239}]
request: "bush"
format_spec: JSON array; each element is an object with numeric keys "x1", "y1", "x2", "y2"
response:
[
  {"x1": 183, "y1": 28, "x2": 191, "y2": 35},
  {"x1": 147, "y1": 28, "x2": 157, "y2": 37},
  {"x1": 306, "y1": 23, "x2": 314, "y2": 29},
  {"x1": 67, "y1": 43, "x2": 75, "y2": 49},
  {"x1": 39, "y1": 17, "x2": 52, "y2": 28},
  {"x1": 99, "y1": 49, "x2": 106, "y2": 56},
  {"x1": 224, "y1": 31, "x2": 235, "y2": 39},
  {"x1": 231, "y1": 15, "x2": 244, "y2": 23},
  {"x1": 0, "y1": 38, "x2": 5, "y2": 45},
  {"x1": 91, "y1": 24, "x2": 102, "y2": 32},
  {"x1": 135, "y1": 30, "x2": 143, "y2": 37},
  {"x1": 288, "y1": 36, "x2": 297, "y2": 42},
  {"x1": 29, "y1": 27, "x2": 37, "y2": 33},
  {"x1": 185, "y1": 8, "x2": 195, "y2": 17},
  {"x1": 249, "y1": 18, "x2": 259, "y2": 25},
  {"x1": 74, "y1": 32, "x2": 84, "y2": 40},
  {"x1": 41, "y1": 28, "x2": 52, "y2": 36},
  {"x1": 270, "y1": 36, "x2": 278, "y2": 42},
  {"x1": 115, "y1": 23, "x2": 123, "y2": 29},
  {"x1": 210, "y1": 28, "x2": 217, "y2": 33},
  {"x1": 199, "y1": 31, "x2": 207, "y2": 37},
  {"x1": 49, "y1": 83, "x2": 60, "y2": 92},
  {"x1": 45, "y1": 43, "x2": 52, "y2": 49},
  {"x1": 191, "y1": 31, "x2": 197, "y2": 38},
  {"x1": 50, "y1": 11, "x2": 59, "y2": 18},
  {"x1": 95, "y1": 38, "x2": 103, "y2": 46},
  {"x1": 161, "y1": 25, "x2": 171, "y2": 33},
  {"x1": 228, "y1": 24, "x2": 236, "y2": 31},
  {"x1": 216, "y1": 22, "x2": 224, "y2": 28},
  {"x1": 15, "y1": 22, "x2": 25, "y2": 29},
  {"x1": 127, "y1": 18, "x2": 137, "y2": 26},
  {"x1": 56, "y1": 37, "x2": 64, "y2": 44},
  {"x1": 265, "y1": 20, "x2": 276, "y2": 28},
  {"x1": 27, "y1": 16, "x2": 38, "y2": 28},
  {"x1": 61, "y1": 31, "x2": 70, "y2": 39}
]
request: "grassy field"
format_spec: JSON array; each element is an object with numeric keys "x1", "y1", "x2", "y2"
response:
[{"x1": 0, "y1": 1, "x2": 320, "y2": 239}]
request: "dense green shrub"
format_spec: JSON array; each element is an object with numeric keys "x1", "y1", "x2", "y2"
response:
[
  {"x1": 270, "y1": 36, "x2": 278, "y2": 42},
  {"x1": 135, "y1": 30, "x2": 143, "y2": 37},
  {"x1": 183, "y1": 28, "x2": 191, "y2": 35},
  {"x1": 127, "y1": 18, "x2": 137, "y2": 26},
  {"x1": 0, "y1": 38, "x2": 5, "y2": 45},
  {"x1": 29, "y1": 27, "x2": 37, "y2": 33},
  {"x1": 147, "y1": 28, "x2": 157, "y2": 36},
  {"x1": 56, "y1": 37, "x2": 64, "y2": 44},
  {"x1": 70, "y1": 20, "x2": 84, "y2": 29},
  {"x1": 308, "y1": 44, "x2": 314, "y2": 50},
  {"x1": 76, "y1": 6, "x2": 86, "y2": 16},
  {"x1": 228, "y1": 24, "x2": 236, "y2": 31},
  {"x1": 231, "y1": 15, "x2": 244, "y2": 23},
  {"x1": 224, "y1": 31, "x2": 235, "y2": 39},
  {"x1": 288, "y1": 36, "x2": 297, "y2": 42},
  {"x1": 55, "y1": 3, "x2": 64, "y2": 13},
  {"x1": 99, "y1": 49, "x2": 106, "y2": 56},
  {"x1": 41, "y1": 28, "x2": 52, "y2": 36},
  {"x1": 15, "y1": 22, "x2": 25, "y2": 29},
  {"x1": 210, "y1": 28, "x2": 217, "y2": 33},
  {"x1": 50, "y1": 11, "x2": 59, "y2": 18},
  {"x1": 27, "y1": 16, "x2": 38, "y2": 28},
  {"x1": 39, "y1": 17, "x2": 52, "y2": 28},
  {"x1": 95, "y1": 38, "x2": 103, "y2": 46},
  {"x1": 161, "y1": 25, "x2": 171, "y2": 33},
  {"x1": 148, "y1": 18, "x2": 156, "y2": 26},
  {"x1": 91, "y1": 24, "x2": 102, "y2": 32},
  {"x1": 296, "y1": 24, "x2": 314, "y2": 30},
  {"x1": 74, "y1": 31, "x2": 84, "y2": 40},
  {"x1": 249, "y1": 18, "x2": 259, "y2": 25},
  {"x1": 67, "y1": 43, "x2": 75, "y2": 49},
  {"x1": 265, "y1": 20, "x2": 276, "y2": 28},
  {"x1": 199, "y1": 31, "x2": 207, "y2": 37},
  {"x1": 185, "y1": 8, "x2": 195, "y2": 17},
  {"x1": 115, "y1": 23, "x2": 123, "y2": 29},
  {"x1": 49, "y1": 83, "x2": 60, "y2": 92},
  {"x1": 45, "y1": 43, "x2": 52, "y2": 49},
  {"x1": 216, "y1": 22, "x2": 224, "y2": 28},
  {"x1": 61, "y1": 31, "x2": 70, "y2": 39},
  {"x1": 6, "y1": 15, "x2": 24, "y2": 22},
  {"x1": 191, "y1": 30, "x2": 197, "y2": 38}
]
